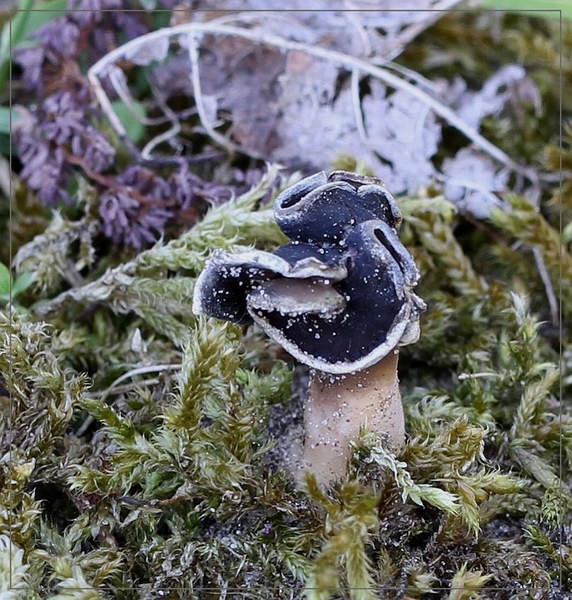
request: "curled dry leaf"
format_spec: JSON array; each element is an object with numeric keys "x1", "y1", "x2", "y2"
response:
[
  {"x1": 182, "y1": 0, "x2": 448, "y2": 58},
  {"x1": 442, "y1": 148, "x2": 510, "y2": 218},
  {"x1": 362, "y1": 82, "x2": 442, "y2": 194},
  {"x1": 88, "y1": 8, "x2": 540, "y2": 204},
  {"x1": 439, "y1": 64, "x2": 542, "y2": 131}
]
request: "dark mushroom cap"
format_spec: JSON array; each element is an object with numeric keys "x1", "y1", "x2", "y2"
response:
[
  {"x1": 193, "y1": 171, "x2": 425, "y2": 374},
  {"x1": 192, "y1": 246, "x2": 347, "y2": 324},
  {"x1": 274, "y1": 170, "x2": 402, "y2": 243},
  {"x1": 247, "y1": 220, "x2": 422, "y2": 373}
]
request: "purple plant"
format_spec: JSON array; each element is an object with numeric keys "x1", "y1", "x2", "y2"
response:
[
  {"x1": 97, "y1": 165, "x2": 235, "y2": 249},
  {"x1": 13, "y1": 0, "x2": 233, "y2": 249},
  {"x1": 14, "y1": 89, "x2": 116, "y2": 206},
  {"x1": 15, "y1": 108, "x2": 72, "y2": 206},
  {"x1": 68, "y1": 0, "x2": 123, "y2": 27},
  {"x1": 99, "y1": 190, "x2": 172, "y2": 249}
]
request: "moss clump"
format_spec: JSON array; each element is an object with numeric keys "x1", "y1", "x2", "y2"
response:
[{"x1": 2, "y1": 154, "x2": 569, "y2": 598}]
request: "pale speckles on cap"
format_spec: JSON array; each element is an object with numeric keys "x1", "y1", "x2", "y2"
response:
[{"x1": 192, "y1": 171, "x2": 426, "y2": 374}]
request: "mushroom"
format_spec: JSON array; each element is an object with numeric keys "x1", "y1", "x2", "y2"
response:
[{"x1": 192, "y1": 171, "x2": 425, "y2": 484}]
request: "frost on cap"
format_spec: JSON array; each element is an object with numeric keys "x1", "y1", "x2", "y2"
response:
[{"x1": 192, "y1": 171, "x2": 426, "y2": 374}]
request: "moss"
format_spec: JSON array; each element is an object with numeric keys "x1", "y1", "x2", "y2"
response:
[{"x1": 2, "y1": 158, "x2": 569, "y2": 597}]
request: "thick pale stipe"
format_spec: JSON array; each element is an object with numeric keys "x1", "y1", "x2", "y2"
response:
[{"x1": 302, "y1": 351, "x2": 403, "y2": 484}]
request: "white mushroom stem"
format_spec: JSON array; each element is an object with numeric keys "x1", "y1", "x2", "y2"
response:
[{"x1": 302, "y1": 350, "x2": 404, "y2": 484}]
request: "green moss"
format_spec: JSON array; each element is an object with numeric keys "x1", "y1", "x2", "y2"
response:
[{"x1": 2, "y1": 158, "x2": 569, "y2": 597}]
